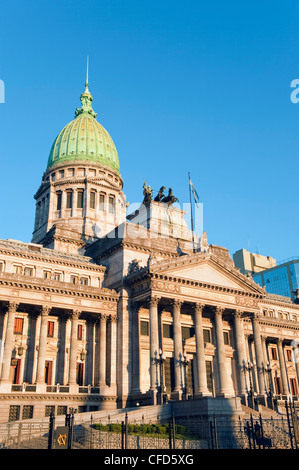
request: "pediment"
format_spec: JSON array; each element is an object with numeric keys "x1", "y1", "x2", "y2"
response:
[{"x1": 150, "y1": 253, "x2": 265, "y2": 294}]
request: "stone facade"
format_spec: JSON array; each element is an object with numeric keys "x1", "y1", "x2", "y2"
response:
[{"x1": 0, "y1": 80, "x2": 298, "y2": 423}]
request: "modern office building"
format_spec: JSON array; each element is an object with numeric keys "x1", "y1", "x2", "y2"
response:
[
  {"x1": 233, "y1": 249, "x2": 299, "y2": 301},
  {"x1": 0, "y1": 77, "x2": 299, "y2": 423},
  {"x1": 252, "y1": 258, "x2": 299, "y2": 301},
  {"x1": 233, "y1": 249, "x2": 276, "y2": 275}
]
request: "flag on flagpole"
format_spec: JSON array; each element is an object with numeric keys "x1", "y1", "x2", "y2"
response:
[{"x1": 188, "y1": 175, "x2": 200, "y2": 206}]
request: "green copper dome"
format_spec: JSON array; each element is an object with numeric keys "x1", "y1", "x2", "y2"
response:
[{"x1": 47, "y1": 78, "x2": 120, "y2": 173}]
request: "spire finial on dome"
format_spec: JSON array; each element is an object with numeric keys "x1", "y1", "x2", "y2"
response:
[
  {"x1": 85, "y1": 55, "x2": 89, "y2": 93},
  {"x1": 75, "y1": 56, "x2": 97, "y2": 119}
]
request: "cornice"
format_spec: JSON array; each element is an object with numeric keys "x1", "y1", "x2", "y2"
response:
[
  {"x1": 0, "y1": 247, "x2": 105, "y2": 273},
  {"x1": 0, "y1": 273, "x2": 119, "y2": 302},
  {"x1": 126, "y1": 270, "x2": 263, "y2": 300}
]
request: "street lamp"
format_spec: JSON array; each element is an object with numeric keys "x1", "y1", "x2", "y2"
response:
[
  {"x1": 245, "y1": 360, "x2": 255, "y2": 407},
  {"x1": 182, "y1": 350, "x2": 190, "y2": 399},
  {"x1": 157, "y1": 349, "x2": 167, "y2": 402},
  {"x1": 265, "y1": 361, "x2": 274, "y2": 408}
]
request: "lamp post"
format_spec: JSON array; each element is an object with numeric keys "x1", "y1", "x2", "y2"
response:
[
  {"x1": 265, "y1": 361, "x2": 274, "y2": 409},
  {"x1": 245, "y1": 360, "x2": 255, "y2": 408},
  {"x1": 182, "y1": 349, "x2": 190, "y2": 399},
  {"x1": 157, "y1": 349, "x2": 167, "y2": 403}
]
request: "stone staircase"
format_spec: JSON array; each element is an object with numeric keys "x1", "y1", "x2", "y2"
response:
[{"x1": 241, "y1": 403, "x2": 283, "y2": 420}]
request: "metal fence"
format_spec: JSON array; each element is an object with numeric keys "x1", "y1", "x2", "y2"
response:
[{"x1": 0, "y1": 401, "x2": 298, "y2": 450}]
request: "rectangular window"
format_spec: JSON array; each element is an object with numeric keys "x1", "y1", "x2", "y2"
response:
[
  {"x1": 14, "y1": 318, "x2": 23, "y2": 334},
  {"x1": 271, "y1": 348, "x2": 278, "y2": 360},
  {"x1": 80, "y1": 277, "x2": 88, "y2": 286},
  {"x1": 0, "y1": 263, "x2": 3, "y2": 272},
  {"x1": 223, "y1": 331, "x2": 230, "y2": 345},
  {"x1": 274, "y1": 377, "x2": 282, "y2": 394},
  {"x1": 22, "y1": 405, "x2": 33, "y2": 420},
  {"x1": 203, "y1": 329, "x2": 211, "y2": 343},
  {"x1": 59, "y1": 170, "x2": 64, "y2": 179},
  {"x1": 77, "y1": 190, "x2": 84, "y2": 209},
  {"x1": 68, "y1": 168, "x2": 75, "y2": 177},
  {"x1": 13, "y1": 265, "x2": 22, "y2": 274},
  {"x1": 47, "y1": 321, "x2": 54, "y2": 337},
  {"x1": 43, "y1": 271, "x2": 51, "y2": 279},
  {"x1": 9, "y1": 405, "x2": 20, "y2": 422},
  {"x1": 78, "y1": 324, "x2": 83, "y2": 340},
  {"x1": 182, "y1": 326, "x2": 195, "y2": 340},
  {"x1": 108, "y1": 196, "x2": 115, "y2": 214},
  {"x1": 290, "y1": 378, "x2": 298, "y2": 396},
  {"x1": 163, "y1": 323, "x2": 173, "y2": 339},
  {"x1": 70, "y1": 275, "x2": 77, "y2": 284},
  {"x1": 53, "y1": 272, "x2": 61, "y2": 281},
  {"x1": 24, "y1": 267, "x2": 33, "y2": 277},
  {"x1": 140, "y1": 321, "x2": 149, "y2": 336},
  {"x1": 66, "y1": 191, "x2": 73, "y2": 209},
  {"x1": 286, "y1": 349, "x2": 292, "y2": 362},
  {"x1": 56, "y1": 192, "x2": 62, "y2": 211},
  {"x1": 99, "y1": 194, "x2": 105, "y2": 212},
  {"x1": 90, "y1": 191, "x2": 96, "y2": 209}
]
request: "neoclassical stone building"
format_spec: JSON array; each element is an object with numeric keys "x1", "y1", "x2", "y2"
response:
[{"x1": 0, "y1": 76, "x2": 298, "y2": 423}]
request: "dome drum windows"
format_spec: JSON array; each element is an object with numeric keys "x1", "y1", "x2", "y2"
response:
[
  {"x1": 108, "y1": 196, "x2": 115, "y2": 215},
  {"x1": 90, "y1": 191, "x2": 96, "y2": 210},
  {"x1": 77, "y1": 190, "x2": 84, "y2": 209},
  {"x1": 99, "y1": 193, "x2": 106, "y2": 212},
  {"x1": 66, "y1": 190, "x2": 73, "y2": 210}
]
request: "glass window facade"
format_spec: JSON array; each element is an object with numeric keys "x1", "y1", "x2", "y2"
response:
[{"x1": 252, "y1": 261, "x2": 299, "y2": 299}]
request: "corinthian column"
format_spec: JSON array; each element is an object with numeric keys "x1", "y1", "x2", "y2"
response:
[
  {"x1": 233, "y1": 310, "x2": 247, "y2": 398},
  {"x1": 98, "y1": 313, "x2": 107, "y2": 387},
  {"x1": 149, "y1": 297, "x2": 160, "y2": 393},
  {"x1": 277, "y1": 338, "x2": 289, "y2": 395},
  {"x1": 1, "y1": 302, "x2": 19, "y2": 383},
  {"x1": 252, "y1": 313, "x2": 266, "y2": 399},
  {"x1": 36, "y1": 306, "x2": 51, "y2": 384},
  {"x1": 214, "y1": 306, "x2": 232, "y2": 397},
  {"x1": 68, "y1": 310, "x2": 80, "y2": 386},
  {"x1": 193, "y1": 303, "x2": 211, "y2": 397},
  {"x1": 131, "y1": 302, "x2": 141, "y2": 394},
  {"x1": 172, "y1": 299, "x2": 183, "y2": 399}
]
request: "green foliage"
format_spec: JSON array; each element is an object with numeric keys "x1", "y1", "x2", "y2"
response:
[{"x1": 93, "y1": 421, "x2": 192, "y2": 439}]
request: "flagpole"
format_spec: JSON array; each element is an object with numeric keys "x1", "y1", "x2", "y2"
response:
[{"x1": 188, "y1": 172, "x2": 195, "y2": 252}]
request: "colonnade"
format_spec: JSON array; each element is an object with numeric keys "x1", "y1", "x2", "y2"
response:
[
  {"x1": 133, "y1": 297, "x2": 299, "y2": 404},
  {"x1": 0, "y1": 302, "x2": 117, "y2": 392}
]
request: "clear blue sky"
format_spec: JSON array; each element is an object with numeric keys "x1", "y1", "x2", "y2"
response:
[{"x1": 0, "y1": 0, "x2": 298, "y2": 262}]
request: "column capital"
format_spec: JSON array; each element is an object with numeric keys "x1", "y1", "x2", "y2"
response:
[
  {"x1": 97, "y1": 312, "x2": 109, "y2": 323},
  {"x1": 38, "y1": 305, "x2": 52, "y2": 316},
  {"x1": 251, "y1": 312, "x2": 261, "y2": 322},
  {"x1": 147, "y1": 296, "x2": 160, "y2": 308},
  {"x1": 232, "y1": 309, "x2": 244, "y2": 318},
  {"x1": 7, "y1": 302, "x2": 19, "y2": 313},
  {"x1": 70, "y1": 309, "x2": 81, "y2": 319},
  {"x1": 214, "y1": 305, "x2": 225, "y2": 316},
  {"x1": 277, "y1": 337, "x2": 284, "y2": 345},
  {"x1": 193, "y1": 302, "x2": 204, "y2": 314},
  {"x1": 109, "y1": 312, "x2": 118, "y2": 323},
  {"x1": 172, "y1": 298, "x2": 183, "y2": 309}
]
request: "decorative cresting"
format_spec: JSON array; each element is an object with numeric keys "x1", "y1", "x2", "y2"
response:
[{"x1": 47, "y1": 62, "x2": 120, "y2": 173}]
